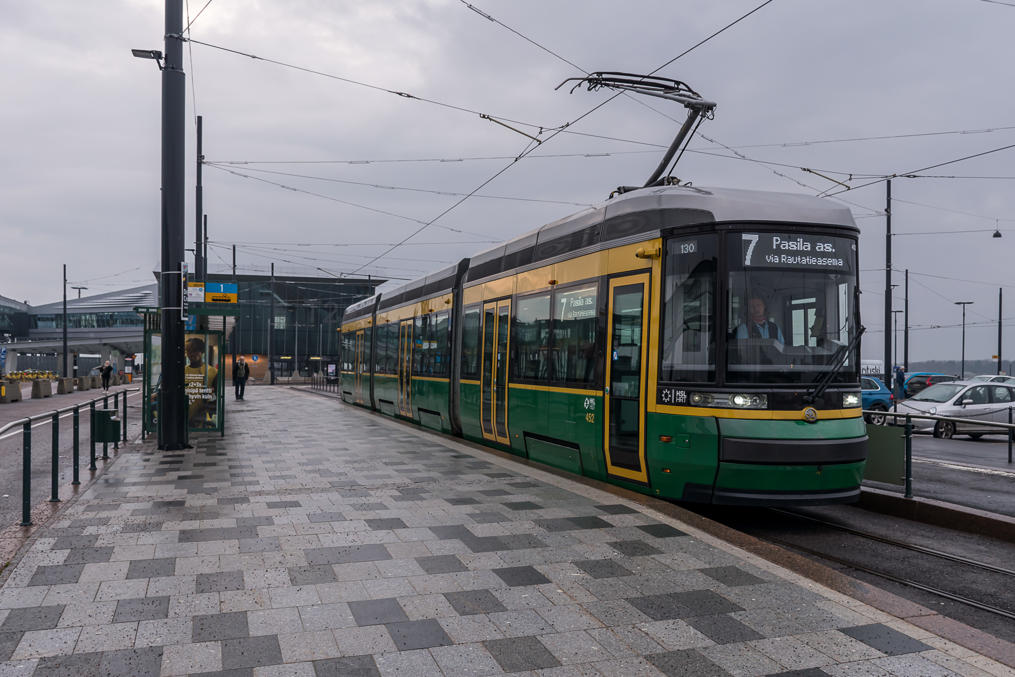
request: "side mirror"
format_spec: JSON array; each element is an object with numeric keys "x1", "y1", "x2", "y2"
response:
[{"x1": 960, "y1": 399, "x2": 974, "y2": 406}]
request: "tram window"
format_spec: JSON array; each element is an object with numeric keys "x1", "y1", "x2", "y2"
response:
[
  {"x1": 374, "y1": 323, "x2": 386, "y2": 373},
  {"x1": 725, "y1": 231, "x2": 858, "y2": 384},
  {"x1": 341, "y1": 332, "x2": 353, "y2": 371},
  {"x1": 433, "y1": 311, "x2": 450, "y2": 378},
  {"x1": 413, "y1": 315, "x2": 427, "y2": 374},
  {"x1": 552, "y1": 284, "x2": 598, "y2": 385},
  {"x1": 660, "y1": 234, "x2": 717, "y2": 382},
  {"x1": 512, "y1": 293, "x2": 551, "y2": 382},
  {"x1": 386, "y1": 322, "x2": 399, "y2": 374},
  {"x1": 461, "y1": 307, "x2": 481, "y2": 379}
]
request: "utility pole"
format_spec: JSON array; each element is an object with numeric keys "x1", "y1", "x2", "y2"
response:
[
  {"x1": 956, "y1": 301, "x2": 973, "y2": 379},
  {"x1": 999, "y1": 288, "x2": 1004, "y2": 375},
  {"x1": 195, "y1": 115, "x2": 203, "y2": 281},
  {"x1": 884, "y1": 179, "x2": 892, "y2": 386},
  {"x1": 159, "y1": 0, "x2": 188, "y2": 450},
  {"x1": 904, "y1": 269, "x2": 909, "y2": 371},
  {"x1": 62, "y1": 264, "x2": 68, "y2": 378},
  {"x1": 269, "y1": 262, "x2": 275, "y2": 385},
  {"x1": 203, "y1": 214, "x2": 208, "y2": 279},
  {"x1": 232, "y1": 244, "x2": 237, "y2": 368}
]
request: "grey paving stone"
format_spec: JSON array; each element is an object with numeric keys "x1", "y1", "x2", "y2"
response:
[
  {"x1": 607, "y1": 541, "x2": 663, "y2": 557},
  {"x1": 28, "y1": 564, "x2": 85, "y2": 586},
  {"x1": 636, "y1": 524, "x2": 687, "y2": 539},
  {"x1": 594, "y1": 504, "x2": 639, "y2": 515},
  {"x1": 365, "y1": 518, "x2": 407, "y2": 531},
  {"x1": 304, "y1": 544, "x2": 392, "y2": 565},
  {"x1": 307, "y1": 511, "x2": 346, "y2": 523},
  {"x1": 126, "y1": 557, "x2": 176, "y2": 579},
  {"x1": 385, "y1": 619, "x2": 453, "y2": 650},
  {"x1": 699, "y1": 566, "x2": 766, "y2": 587},
  {"x1": 484, "y1": 635, "x2": 561, "y2": 672},
  {"x1": 685, "y1": 614, "x2": 763, "y2": 644},
  {"x1": 444, "y1": 590, "x2": 508, "y2": 616},
  {"x1": 492, "y1": 566, "x2": 551, "y2": 587},
  {"x1": 288, "y1": 565, "x2": 337, "y2": 585},
  {"x1": 221, "y1": 634, "x2": 284, "y2": 670},
  {"x1": 627, "y1": 591, "x2": 743, "y2": 621},
  {"x1": 415, "y1": 555, "x2": 467, "y2": 574},
  {"x1": 647, "y1": 649, "x2": 731, "y2": 676},
  {"x1": 0, "y1": 606, "x2": 63, "y2": 632},
  {"x1": 192, "y1": 611, "x2": 250, "y2": 642},
  {"x1": 99, "y1": 646, "x2": 165, "y2": 676},
  {"x1": 112, "y1": 596, "x2": 169, "y2": 623},
  {"x1": 574, "y1": 559, "x2": 634, "y2": 579},
  {"x1": 52, "y1": 535, "x2": 99, "y2": 550},
  {"x1": 502, "y1": 501, "x2": 541, "y2": 511},
  {"x1": 349, "y1": 597, "x2": 409, "y2": 626},
  {"x1": 840, "y1": 623, "x2": 932, "y2": 656},
  {"x1": 313, "y1": 654, "x2": 380, "y2": 677},
  {"x1": 196, "y1": 569, "x2": 246, "y2": 593},
  {"x1": 32, "y1": 652, "x2": 103, "y2": 676},
  {"x1": 766, "y1": 670, "x2": 829, "y2": 677},
  {"x1": 61, "y1": 547, "x2": 115, "y2": 565},
  {"x1": 266, "y1": 500, "x2": 301, "y2": 508},
  {"x1": 0, "y1": 632, "x2": 22, "y2": 662}
]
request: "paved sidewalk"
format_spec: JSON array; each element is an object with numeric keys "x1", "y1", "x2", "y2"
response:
[{"x1": 0, "y1": 388, "x2": 1008, "y2": 676}]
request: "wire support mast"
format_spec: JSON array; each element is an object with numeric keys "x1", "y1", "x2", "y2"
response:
[{"x1": 557, "y1": 72, "x2": 716, "y2": 190}]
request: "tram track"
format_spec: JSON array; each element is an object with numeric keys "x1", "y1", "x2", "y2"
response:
[{"x1": 691, "y1": 504, "x2": 1015, "y2": 638}]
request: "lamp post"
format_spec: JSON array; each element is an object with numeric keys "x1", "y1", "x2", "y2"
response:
[
  {"x1": 71, "y1": 286, "x2": 87, "y2": 299},
  {"x1": 955, "y1": 301, "x2": 974, "y2": 379},
  {"x1": 892, "y1": 310, "x2": 903, "y2": 367},
  {"x1": 62, "y1": 265, "x2": 68, "y2": 378}
]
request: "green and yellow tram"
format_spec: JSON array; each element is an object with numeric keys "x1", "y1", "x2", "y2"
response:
[{"x1": 340, "y1": 185, "x2": 866, "y2": 505}]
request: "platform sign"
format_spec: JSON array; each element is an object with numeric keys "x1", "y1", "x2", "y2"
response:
[
  {"x1": 204, "y1": 282, "x2": 238, "y2": 304},
  {"x1": 187, "y1": 282, "x2": 205, "y2": 305}
]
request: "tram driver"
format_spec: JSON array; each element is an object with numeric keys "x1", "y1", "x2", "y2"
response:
[{"x1": 734, "y1": 297, "x2": 785, "y2": 343}]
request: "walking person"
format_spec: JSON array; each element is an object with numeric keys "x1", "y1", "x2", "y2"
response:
[
  {"x1": 234, "y1": 355, "x2": 250, "y2": 400},
  {"x1": 99, "y1": 360, "x2": 113, "y2": 392}
]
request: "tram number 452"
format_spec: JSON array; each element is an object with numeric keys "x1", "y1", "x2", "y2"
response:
[{"x1": 585, "y1": 413, "x2": 595, "y2": 423}]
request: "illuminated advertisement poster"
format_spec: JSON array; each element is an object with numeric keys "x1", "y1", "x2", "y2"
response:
[
  {"x1": 185, "y1": 333, "x2": 222, "y2": 430},
  {"x1": 146, "y1": 333, "x2": 162, "y2": 431}
]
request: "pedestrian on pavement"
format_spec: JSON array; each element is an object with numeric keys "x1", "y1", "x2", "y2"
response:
[
  {"x1": 99, "y1": 360, "x2": 113, "y2": 392},
  {"x1": 894, "y1": 365, "x2": 906, "y2": 399},
  {"x1": 234, "y1": 355, "x2": 250, "y2": 400}
]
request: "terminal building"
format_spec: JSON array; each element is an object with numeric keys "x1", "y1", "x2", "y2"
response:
[{"x1": 0, "y1": 274, "x2": 381, "y2": 379}]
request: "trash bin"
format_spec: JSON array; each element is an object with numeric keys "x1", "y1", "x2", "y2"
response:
[{"x1": 92, "y1": 408, "x2": 121, "y2": 443}]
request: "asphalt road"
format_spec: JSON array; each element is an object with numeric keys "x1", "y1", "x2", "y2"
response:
[{"x1": 871, "y1": 430, "x2": 1015, "y2": 517}]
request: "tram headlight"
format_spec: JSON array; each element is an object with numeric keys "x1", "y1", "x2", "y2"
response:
[
  {"x1": 842, "y1": 392, "x2": 861, "y2": 408},
  {"x1": 729, "y1": 393, "x2": 767, "y2": 409},
  {"x1": 689, "y1": 392, "x2": 713, "y2": 406}
]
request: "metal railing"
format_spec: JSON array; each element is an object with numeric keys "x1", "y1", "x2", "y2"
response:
[
  {"x1": 309, "y1": 374, "x2": 341, "y2": 394},
  {"x1": 864, "y1": 408, "x2": 1015, "y2": 498},
  {"x1": 0, "y1": 387, "x2": 139, "y2": 527}
]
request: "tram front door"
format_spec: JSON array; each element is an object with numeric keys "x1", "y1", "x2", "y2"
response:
[
  {"x1": 480, "y1": 299, "x2": 511, "y2": 444},
  {"x1": 604, "y1": 273, "x2": 650, "y2": 484},
  {"x1": 354, "y1": 329, "x2": 365, "y2": 404},
  {"x1": 397, "y1": 319, "x2": 413, "y2": 417}
]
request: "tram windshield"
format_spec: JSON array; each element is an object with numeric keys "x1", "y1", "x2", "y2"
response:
[{"x1": 725, "y1": 231, "x2": 859, "y2": 384}]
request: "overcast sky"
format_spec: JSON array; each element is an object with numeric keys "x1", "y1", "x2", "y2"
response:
[{"x1": 3, "y1": 0, "x2": 1014, "y2": 364}]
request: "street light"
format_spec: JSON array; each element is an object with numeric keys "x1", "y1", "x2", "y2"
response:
[
  {"x1": 955, "y1": 301, "x2": 974, "y2": 379},
  {"x1": 71, "y1": 286, "x2": 87, "y2": 299},
  {"x1": 891, "y1": 310, "x2": 903, "y2": 367}
]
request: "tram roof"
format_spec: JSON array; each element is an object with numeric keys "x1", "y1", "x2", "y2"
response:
[{"x1": 342, "y1": 185, "x2": 856, "y2": 322}]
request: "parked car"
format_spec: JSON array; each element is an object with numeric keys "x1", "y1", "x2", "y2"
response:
[
  {"x1": 903, "y1": 372, "x2": 957, "y2": 397},
  {"x1": 895, "y1": 380, "x2": 1015, "y2": 439},
  {"x1": 861, "y1": 376, "x2": 893, "y2": 425},
  {"x1": 970, "y1": 374, "x2": 1015, "y2": 384}
]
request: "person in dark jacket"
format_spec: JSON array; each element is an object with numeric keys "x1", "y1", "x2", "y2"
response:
[
  {"x1": 99, "y1": 360, "x2": 113, "y2": 392},
  {"x1": 234, "y1": 356, "x2": 250, "y2": 400}
]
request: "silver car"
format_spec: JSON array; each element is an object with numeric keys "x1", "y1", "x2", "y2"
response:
[
  {"x1": 970, "y1": 374, "x2": 1015, "y2": 384},
  {"x1": 896, "y1": 380, "x2": 1015, "y2": 439}
]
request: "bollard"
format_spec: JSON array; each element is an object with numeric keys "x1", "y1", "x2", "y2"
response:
[
  {"x1": 89, "y1": 401, "x2": 97, "y2": 471},
  {"x1": 50, "y1": 412, "x2": 60, "y2": 502},
  {"x1": 113, "y1": 392, "x2": 119, "y2": 451},
  {"x1": 904, "y1": 415, "x2": 913, "y2": 498},
  {"x1": 102, "y1": 395, "x2": 109, "y2": 460},
  {"x1": 122, "y1": 391, "x2": 128, "y2": 443},
  {"x1": 1009, "y1": 406, "x2": 1013, "y2": 465},
  {"x1": 21, "y1": 421, "x2": 31, "y2": 526},
  {"x1": 72, "y1": 407, "x2": 80, "y2": 485}
]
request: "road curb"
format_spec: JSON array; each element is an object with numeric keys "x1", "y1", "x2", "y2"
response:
[{"x1": 859, "y1": 487, "x2": 1015, "y2": 543}]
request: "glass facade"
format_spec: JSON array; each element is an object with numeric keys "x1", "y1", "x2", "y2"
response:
[
  {"x1": 32, "y1": 311, "x2": 143, "y2": 329},
  {"x1": 217, "y1": 275, "x2": 381, "y2": 376}
]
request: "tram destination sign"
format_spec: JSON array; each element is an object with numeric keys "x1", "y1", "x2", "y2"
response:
[{"x1": 738, "y1": 233, "x2": 854, "y2": 272}]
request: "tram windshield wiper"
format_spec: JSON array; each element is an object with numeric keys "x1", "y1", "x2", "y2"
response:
[{"x1": 803, "y1": 325, "x2": 865, "y2": 404}]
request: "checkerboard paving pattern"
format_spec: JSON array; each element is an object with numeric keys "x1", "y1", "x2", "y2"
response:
[{"x1": 0, "y1": 388, "x2": 1005, "y2": 676}]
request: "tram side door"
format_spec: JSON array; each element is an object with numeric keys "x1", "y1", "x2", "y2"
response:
[
  {"x1": 480, "y1": 299, "x2": 511, "y2": 444},
  {"x1": 397, "y1": 319, "x2": 413, "y2": 417},
  {"x1": 354, "y1": 330, "x2": 365, "y2": 403},
  {"x1": 603, "y1": 273, "x2": 650, "y2": 484}
]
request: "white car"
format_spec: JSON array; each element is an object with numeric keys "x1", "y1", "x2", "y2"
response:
[
  {"x1": 970, "y1": 374, "x2": 1015, "y2": 384},
  {"x1": 895, "y1": 380, "x2": 1015, "y2": 439}
]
